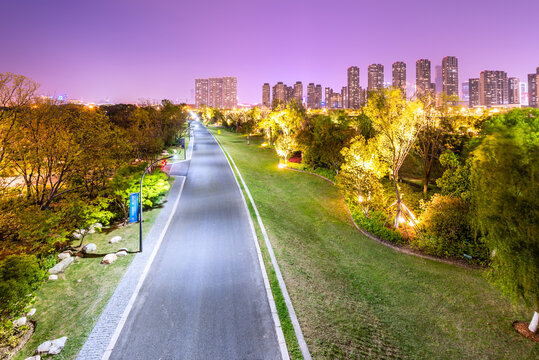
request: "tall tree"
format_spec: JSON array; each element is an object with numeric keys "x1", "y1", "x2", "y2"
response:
[
  {"x1": 0, "y1": 73, "x2": 38, "y2": 190},
  {"x1": 471, "y1": 108, "x2": 539, "y2": 333},
  {"x1": 364, "y1": 88, "x2": 424, "y2": 228}
]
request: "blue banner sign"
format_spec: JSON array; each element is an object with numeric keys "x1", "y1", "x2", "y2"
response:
[{"x1": 129, "y1": 192, "x2": 140, "y2": 223}]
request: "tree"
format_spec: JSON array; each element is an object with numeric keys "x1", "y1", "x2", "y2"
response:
[
  {"x1": 471, "y1": 108, "x2": 539, "y2": 332},
  {"x1": 338, "y1": 135, "x2": 387, "y2": 216},
  {"x1": 364, "y1": 88, "x2": 424, "y2": 229},
  {"x1": 415, "y1": 93, "x2": 459, "y2": 194},
  {"x1": 0, "y1": 73, "x2": 38, "y2": 191},
  {"x1": 270, "y1": 101, "x2": 305, "y2": 165}
]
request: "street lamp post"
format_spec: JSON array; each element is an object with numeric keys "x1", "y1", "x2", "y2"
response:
[{"x1": 139, "y1": 155, "x2": 173, "y2": 252}]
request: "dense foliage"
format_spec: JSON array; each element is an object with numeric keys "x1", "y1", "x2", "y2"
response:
[{"x1": 0, "y1": 74, "x2": 187, "y2": 339}]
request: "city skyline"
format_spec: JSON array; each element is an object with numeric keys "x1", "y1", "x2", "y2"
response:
[{"x1": 1, "y1": 0, "x2": 538, "y2": 104}]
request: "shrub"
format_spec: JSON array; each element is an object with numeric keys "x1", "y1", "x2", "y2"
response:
[
  {"x1": 0, "y1": 255, "x2": 44, "y2": 322},
  {"x1": 353, "y1": 210, "x2": 405, "y2": 245},
  {"x1": 416, "y1": 194, "x2": 487, "y2": 262}
]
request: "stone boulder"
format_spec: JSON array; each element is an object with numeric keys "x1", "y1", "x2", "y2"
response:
[
  {"x1": 13, "y1": 316, "x2": 27, "y2": 327},
  {"x1": 36, "y1": 336, "x2": 67, "y2": 355},
  {"x1": 24, "y1": 356, "x2": 41, "y2": 360},
  {"x1": 109, "y1": 236, "x2": 122, "y2": 244},
  {"x1": 27, "y1": 308, "x2": 36, "y2": 316},
  {"x1": 101, "y1": 253, "x2": 118, "y2": 264},
  {"x1": 49, "y1": 257, "x2": 75, "y2": 274},
  {"x1": 82, "y1": 243, "x2": 97, "y2": 254},
  {"x1": 48, "y1": 275, "x2": 58, "y2": 281},
  {"x1": 116, "y1": 250, "x2": 128, "y2": 257},
  {"x1": 72, "y1": 229, "x2": 87, "y2": 239},
  {"x1": 58, "y1": 251, "x2": 71, "y2": 260}
]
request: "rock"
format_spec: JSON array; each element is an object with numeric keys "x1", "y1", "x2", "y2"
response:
[
  {"x1": 24, "y1": 356, "x2": 41, "y2": 360},
  {"x1": 77, "y1": 279, "x2": 82, "y2": 283},
  {"x1": 101, "y1": 253, "x2": 118, "y2": 264},
  {"x1": 117, "y1": 247, "x2": 128, "y2": 252},
  {"x1": 58, "y1": 251, "x2": 71, "y2": 260},
  {"x1": 109, "y1": 236, "x2": 122, "y2": 244},
  {"x1": 36, "y1": 336, "x2": 67, "y2": 355},
  {"x1": 48, "y1": 336, "x2": 68, "y2": 355},
  {"x1": 92, "y1": 222, "x2": 103, "y2": 229},
  {"x1": 13, "y1": 316, "x2": 27, "y2": 327},
  {"x1": 88, "y1": 228, "x2": 96, "y2": 234},
  {"x1": 27, "y1": 308, "x2": 36, "y2": 316},
  {"x1": 48, "y1": 275, "x2": 58, "y2": 280},
  {"x1": 116, "y1": 250, "x2": 128, "y2": 257},
  {"x1": 49, "y1": 256, "x2": 75, "y2": 274},
  {"x1": 82, "y1": 243, "x2": 97, "y2": 254},
  {"x1": 72, "y1": 229, "x2": 87, "y2": 239}
]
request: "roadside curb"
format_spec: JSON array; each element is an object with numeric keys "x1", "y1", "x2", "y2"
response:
[{"x1": 212, "y1": 130, "x2": 312, "y2": 360}]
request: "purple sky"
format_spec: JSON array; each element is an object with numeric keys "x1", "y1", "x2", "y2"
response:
[{"x1": 2, "y1": 0, "x2": 538, "y2": 104}]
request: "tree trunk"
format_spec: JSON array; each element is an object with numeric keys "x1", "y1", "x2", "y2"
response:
[
  {"x1": 247, "y1": 134, "x2": 250, "y2": 145},
  {"x1": 529, "y1": 311, "x2": 539, "y2": 333},
  {"x1": 393, "y1": 170, "x2": 402, "y2": 229}
]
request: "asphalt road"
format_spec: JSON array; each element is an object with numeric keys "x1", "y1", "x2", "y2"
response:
[{"x1": 110, "y1": 123, "x2": 282, "y2": 360}]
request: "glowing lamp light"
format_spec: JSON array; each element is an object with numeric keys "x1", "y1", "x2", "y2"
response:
[
  {"x1": 261, "y1": 143, "x2": 268, "y2": 147},
  {"x1": 358, "y1": 195, "x2": 364, "y2": 203},
  {"x1": 278, "y1": 163, "x2": 286, "y2": 169}
]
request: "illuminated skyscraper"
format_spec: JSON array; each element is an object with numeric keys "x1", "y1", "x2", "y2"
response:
[
  {"x1": 315, "y1": 84, "x2": 322, "y2": 108},
  {"x1": 392, "y1": 61, "x2": 406, "y2": 95},
  {"x1": 442, "y1": 56, "x2": 459, "y2": 97},
  {"x1": 508, "y1": 77, "x2": 520, "y2": 104},
  {"x1": 222, "y1": 77, "x2": 237, "y2": 108},
  {"x1": 307, "y1": 83, "x2": 316, "y2": 108},
  {"x1": 208, "y1": 78, "x2": 223, "y2": 108},
  {"x1": 262, "y1": 83, "x2": 271, "y2": 107},
  {"x1": 479, "y1": 70, "x2": 508, "y2": 106},
  {"x1": 293, "y1": 81, "x2": 303, "y2": 104},
  {"x1": 461, "y1": 82, "x2": 469, "y2": 102},
  {"x1": 416, "y1": 59, "x2": 432, "y2": 97},
  {"x1": 341, "y1": 86, "x2": 348, "y2": 109},
  {"x1": 469, "y1": 78, "x2": 480, "y2": 107},
  {"x1": 368, "y1": 64, "x2": 384, "y2": 92},
  {"x1": 529, "y1": 73, "x2": 538, "y2": 108},
  {"x1": 347, "y1": 66, "x2": 360, "y2": 108},
  {"x1": 195, "y1": 78, "x2": 209, "y2": 107},
  {"x1": 435, "y1": 65, "x2": 443, "y2": 94},
  {"x1": 325, "y1": 87, "x2": 332, "y2": 108},
  {"x1": 272, "y1": 82, "x2": 286, "y2": 105}
]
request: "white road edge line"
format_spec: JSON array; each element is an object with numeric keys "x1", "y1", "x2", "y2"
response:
[
  {"x1": 208, "y1": 127, "x2": 290, "y2": 360},
  {"x1": 101, "y1": 176, "x2": 187, "y2": 360},
  {"x1": 211, "y1": 127, "x2": 312, "y2": 360}
]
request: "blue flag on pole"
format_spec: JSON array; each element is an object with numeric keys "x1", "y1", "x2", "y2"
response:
[{"x1": 129, "y1": 193, "x2": 140, "y2": 223}]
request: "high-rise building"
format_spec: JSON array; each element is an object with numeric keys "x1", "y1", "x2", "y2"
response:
[
  {"x1": 508, "y1": 77, "x2": 520, "y2": 105},
  {"x1": 347, "y1": 66, "x2": 360, "y2": 108},
  {"x1": 195, "y1": 79, "x2": 209, "y2": 107},
  {"x1": 416, "y1": 59, "x2": 432, "y2": 97},
  {"x1": 222, "y1": 77, "x2": 237, "y2": 108},
  {"x1": 368, "y1": 64, "x2": 384, "y2": 92},
  {"x1": 392, "y1": 61, "x2": 406, "y2": 96},
  {"x1": 262, "y1": 83, "x2": 271, "y2": 108},
  {"x1": 469, "y1": 78, "x2": 480, "y2": 107},
  {"x1": 273, "y1": 82, "x2": 286, "y2": 105},
  {"x1": 461, "y1": 82, "x2": 470, "y2": 102},
  {"x1": 434, "y1": 65, "x2": 443, "y2": 94},
  {"x1": 520, "y1": 81, "x2": 528, "y2": 105},
  {"x1": 325, "y1": 87, "x2": 332, "y2": 108},
  {"x1": 307, "y1": 83, "x2": 316, "y2": 108},
  {"x1": 208, "y1": 78, "x2": 223, "y2": 108},
  {"x1": 529, "y1": 73, "x2": 538, "y2": 108},
  {"x1": 442, "y1": 56, "x2": 459, "y2": 97},
  {"x1": 341, "y1": 86, "x2": 348, "y2": 109},
  {"x1": 479, "y1": 71, "x2": 508, "y2": 106},
  {"x1": 315, "y1": 84, "x2": 322, "y2": 109},
  {"x1": 293, "y1": 81, "x2": 303, "y2": 104},
  {"x1": 286, "y1": 85, "x2": 294, "y2": 104}
]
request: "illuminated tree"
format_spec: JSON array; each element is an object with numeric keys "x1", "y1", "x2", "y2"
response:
[
  {"x1": 364, "y1": 88, "x2": 424, "y2": 229},
  {"x1": 338, "y1": 135, "x2": 387, "y2": 216},
  {"x1": 471, "y1": 108, "x2": 539, "y2": 333}
]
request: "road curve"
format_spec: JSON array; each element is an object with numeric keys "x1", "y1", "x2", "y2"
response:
[{"x1": 109, "y1": 123, "x2": 283, "y2": 360}]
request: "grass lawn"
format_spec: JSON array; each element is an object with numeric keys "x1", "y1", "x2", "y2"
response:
[
  {"x1": 211, "y1": 128, "x2": 538, "y2": 360},
  {"x1": 13, "y1": 182, "x2": 173, "y2": 360}
]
